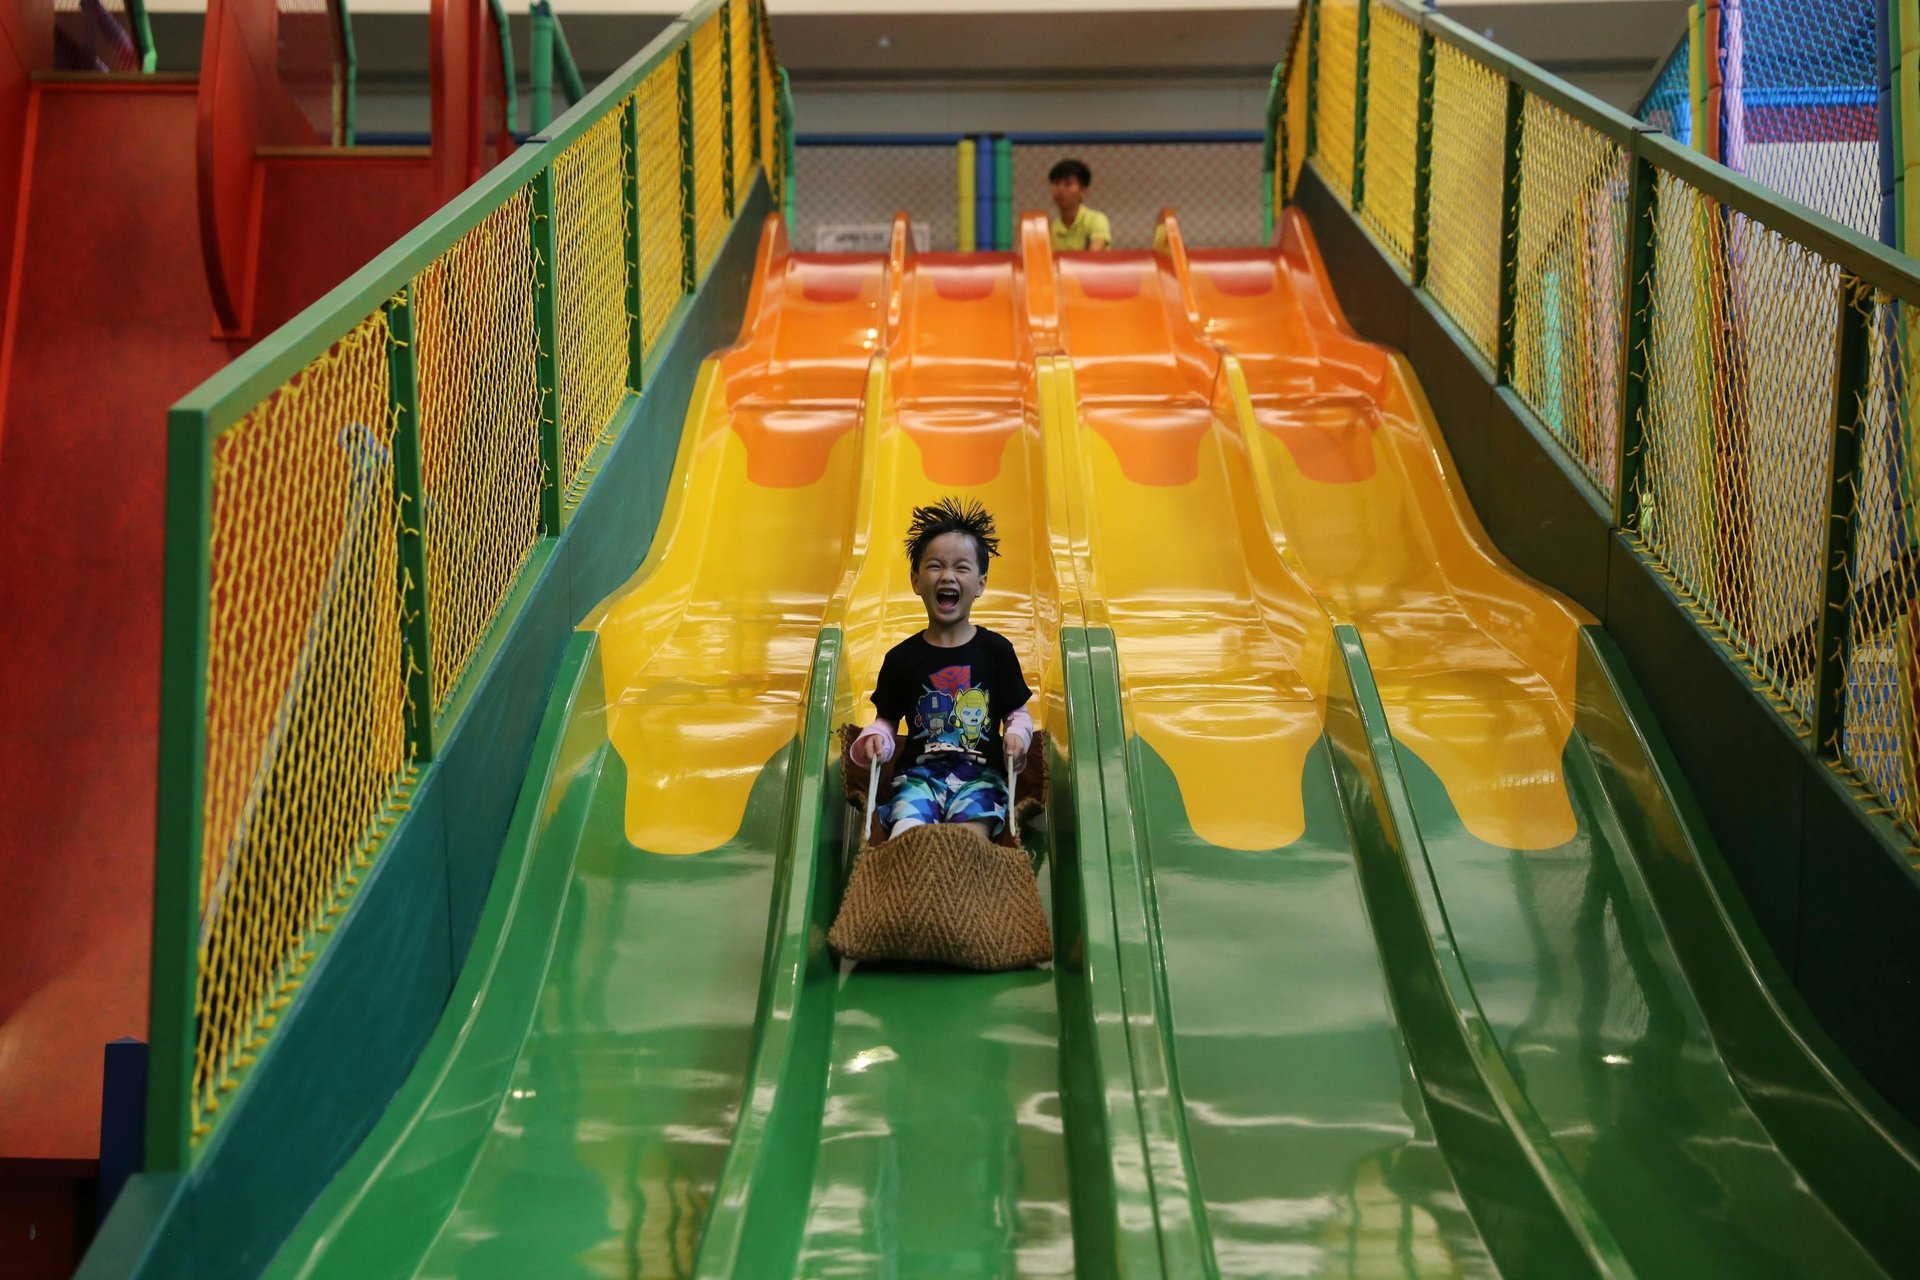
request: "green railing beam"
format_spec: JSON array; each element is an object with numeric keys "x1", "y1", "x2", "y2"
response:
[
  {"x1": 1351, "y1": 0, "x2": 1370, "y2": 210},
  {"x1": 532, "y1": 1, "x2": 556, "y2": 134},
  {"x1": 1612, "y1": 142, "x2": 1659, "y2": 532},
  {"x1": 1813, "y1": 276, "x2": 1873, "y2": 752},
  {"x1": 487, "y1": 0, "x2": 517, "y2": 138},
  {"x1": 779, "y1": 66, "x2": 795, "y2": 227},
  {"x1": 1495, "y1": 77, "x2": 1525, "y2": 384},
  {"x1": 1263, "y1": 63, "x2": 1283, "y2": 239},
  {"x1": 384, "y1": 289, "x2": 438, "y2": 758},
  {"x1": 555, "y1": 8, "x2": 586, "y2": 103},
  {"x1": 337, "y1": 0, "x2": 358, "y2": 145},
  {"x1": 622, "y1": 93, "x2": 645, "y2": 391},
  {"x1": 126, "y1": 0, "x2": 156, "y2": 73},
  {"x1": 680, "y1": 40, "x2": 699, "y2": 289},
  {"x1": 1409, "y1": 22, "x2": 1436, "y2": 285},
  {"x1": 530, "y1": 162, "x2": 565, "y2": 532}
]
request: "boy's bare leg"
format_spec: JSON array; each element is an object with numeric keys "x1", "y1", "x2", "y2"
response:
[{"x1": 961, "y1": 820, "x2": 996, "y2": 839}]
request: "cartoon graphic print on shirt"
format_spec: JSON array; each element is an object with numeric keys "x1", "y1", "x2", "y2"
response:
[{"x1": 914, "y1": 665, "x2": 985, "y2": 756}]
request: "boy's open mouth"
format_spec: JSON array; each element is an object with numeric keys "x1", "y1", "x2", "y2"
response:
[{"x1": 935, "y1": 586, "x2": 961, "y2": 609}]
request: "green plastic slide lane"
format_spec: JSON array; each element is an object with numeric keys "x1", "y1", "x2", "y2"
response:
[{"x1": 264, "y1": 633, "x2": 792, "y2": 1278}]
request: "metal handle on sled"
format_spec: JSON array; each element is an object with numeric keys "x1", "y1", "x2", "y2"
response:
[{"x1": 863, "y1": 754, "x2": 882, "y2": 842}]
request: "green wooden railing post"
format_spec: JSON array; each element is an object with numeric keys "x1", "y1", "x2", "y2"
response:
[
  {"x1": 1264, "y1": 63, "x2": 1283, "y2": 240},
  {"x1": 622, "y1": 94, "x2": 644, "y2": 391},
  {"x1": 680, "y1": 40, "x2": 698, "y2": 287},
  {"x1": 384, "y1": 289, "x2": 438, "y2": 758},
  {"x1": 1612, "y1": 141, "x2": 1659, "y2": 531},
  {"x1": 531, "y1": 1, "x2": 555, "y2": 134},
  {"x1": 147, "y1": 409, "x2": 213, "y2": 1169},
  {"x1": 780, "y1": 66, "x2": 796, "y2": 227},
  {"x1": 1495, "y1": 77, "x2": 1526, "y2": 383},
  {"x1": 720, "y1": 0, "x2": 736, "y2": 219},
  {"x1": 1410, "y1": 23, "x2": 1436, "y2": 284},
  {"x1": 1352, "y1": 0, "x2": 1370, "y2": 210},
  {"x1": 1812, "y1": 275, "x2": 1873, "y2": 753},
  {"x1": 530, "y1": 163, "x2": 565, "y2": 531},
  {"x1": 749, "y1": 0, "x2": 763, "y2": 166},
  {"x1": 336, "y1": 0, "x2": 357, "y2": 144},
  {"x1": 1305, "y1": 0, "x2": 1321, "y2": 161}
]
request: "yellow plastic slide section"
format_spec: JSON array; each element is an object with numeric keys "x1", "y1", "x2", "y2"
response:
[
  {"x1": 583, "y1": 218, "x2": 884, "y2": 853},
  {"x1": 836, "y1": 235, "x2": 1062, "y2": 750},
  {"x1": 1187, "y1": 210, "x2": 1586, "y2": 850},
  {"x1": 1048, "y1": 240, "x2": 1335, "y2": 852}
]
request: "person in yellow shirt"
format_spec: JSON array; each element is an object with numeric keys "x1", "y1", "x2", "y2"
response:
[{"x1": 1049, "y1": 158, "x2": 1112, "y2": 250}]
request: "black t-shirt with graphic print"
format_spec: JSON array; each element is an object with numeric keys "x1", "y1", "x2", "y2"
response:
[{"x1": 871, "y1": 627, "x2": 1033, "y2": 771}]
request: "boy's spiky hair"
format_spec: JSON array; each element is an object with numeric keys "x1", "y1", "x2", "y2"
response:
[{"x1": 905, "y1": 497, "x2": 1000, "y2": 571}]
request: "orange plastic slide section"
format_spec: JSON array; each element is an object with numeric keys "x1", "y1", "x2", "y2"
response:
[
  {"x1": 0, "y1": 85, "x2": 239, "y2": 1161},
  {"x1": 1189, "y1": 209, "x2": 1586, "y2": 849}
]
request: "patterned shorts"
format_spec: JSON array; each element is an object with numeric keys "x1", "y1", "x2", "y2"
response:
[{"x1": 887, "y1": 758, "x2": 1010, "y2": 836}]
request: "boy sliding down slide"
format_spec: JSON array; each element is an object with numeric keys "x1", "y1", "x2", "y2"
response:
[{"x1": 848, "y1": 498, "x2": 1035, "y2": 839}]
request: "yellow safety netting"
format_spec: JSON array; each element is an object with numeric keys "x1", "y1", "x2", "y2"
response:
[
  {"x1": 552, "y1": 108, "x2": 633, "y2": 500},
  {"x1": 1358, "y1": 2, "x2": 1418, "y2": 271},
  {"x1": 1510, "y1": 96, "x2": 1628, "y2": 495},
  {"x1": 1313, "y1": 0, "x2": 1360, "y2": 199},
  {"x1": 731, "y1": 0, "x2": 757, "y2": 198},
  {"x1": 693, "y1": 13, "x2": 727, "y2": 271},
  {"x1": 1635, "y1": 174, "x2": 1835, "y2": 728},
  {"x1": 637, "y1": 57, "x2": 687, "y2": 354},
  {"x1": 195, "y1": 311, "x2": 410, "y2": 1138},
  {"x1": 1842, "y1": 290, "x2": 1920, "y2": 835},
  {"x1": 1424, "y1": 40, "x2": 1505, "y2": 363},
  {"x1": 413, "y1": 188, "x2": 544, "y2": 708}
]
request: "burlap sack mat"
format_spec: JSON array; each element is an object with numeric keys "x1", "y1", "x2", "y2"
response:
[{"x1": 829, "y1": 727, "x2": 1052, "y2": 971}]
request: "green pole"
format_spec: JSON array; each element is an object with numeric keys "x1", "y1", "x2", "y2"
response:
[
  {"x1": 679, "y1": 40, "x2": 698, "y2": 289},
  {"x1": 1813, "y1": 274, "x2": 1872, "y2": 752},
  {"x1": 1409, "y1": 24, "x2": 1435, "y2": 285},
  {"x1": 749, "y1": 0, "x2": 763, "y2": 166},
  {"x1": 384, "y1": 289, "x2": 438, "y2": 753},
  {"x1": 1495, "y1": 79, "x2": 1525, "y2": 384},
  {"x1": 1351, "y1": 0, "x2": 1370, "y2": 210},
  {"x1": 554, "y1": 11, "x2": 586, "y2": 104},
  {"x1": 531, "y1": 2, "x2": 555, "y2": 134},
  {"x1": 780, "y1": 67, "x2": 796, "y2": 229},
  {"x1": 146, "y1": 407, "x2": 214, "y2": 1167},
  {"x1": 336, "y1": 0, "x2": 357, "y2": 145},
  {"x1": 622, "y1": 94, "x2": 644, "y2": 390},
  {"x1": 1305, "y1": 0, "x2": 1320, "y2": 163},
  {"x1": 486, "y1": 0, "x2": 516, "y2": 138},
  {"x1": 530, "y1": 163, "x2": 565, "y2": 531},
  {"x1": 1263, "y1": 63, "x2": 1283, "y2": 241},
  {"x1": 994, "y1": 135, "x2": 1013, "y2": 250},
  {"x1": 1612, "y1": 143, "x2": 1659, "y2": 531},
  {"x1": 720, "y1": 0, "x2": 736, "y2": 219},
  {"x1": 126, "y1": 0, "x2": 156, "y2": 72}
]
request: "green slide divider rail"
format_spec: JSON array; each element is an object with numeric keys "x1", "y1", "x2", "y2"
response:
[
  {"x1": 1274, "y1": 0, "x2": 1920, "y2": 890},
  {"x1": 141, "y1": 0, "x2": 782, "y2": 1209}
]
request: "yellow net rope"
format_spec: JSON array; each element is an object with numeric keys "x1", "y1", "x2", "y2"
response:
[
  {"x1": 412, "y1": 188, "x2": 544, "y2": 708},
  {"x1": 1313, "y1": 0, "x2": 1360, "y2": 198},
  {"x1": 551, "y1": 109, "x2": 633, "y2": 499},
  {"x1": 196, "y1": 311, "x2": 410, "y2": 1137},
  {"x1": 1510, "y1": 97, "x2": 1628, "y2": 495},
  {"x1": 693, "y1": 13, "x2": 727, "y2": 272},
  {"x1": 731, "y1": 0, "x2": 756, "y2": 198},
  {"x1": 1635, "y1": 173, "x2": 1836, "y2": 727},
  {"x1": 637, "y1": 58, "x2": 687, "y2": 356},
  {"x1": 1423, "y1": 41, "x2": 1506, "y2": 364},
  {"x1": 1358, "y1": 3, "x2": 1418, "y2": 271},
  {"x1": 1839, "y1": 290, "x2": 1920, "y2": 838}
]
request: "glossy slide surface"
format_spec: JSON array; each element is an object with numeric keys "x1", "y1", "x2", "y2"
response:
[
  {"x1": 265, "y1": 220, "x2": 883, "y2": 1277},
  {"x1": 1145, "y1": 207, "x2": 1915, "y2": 1277}
]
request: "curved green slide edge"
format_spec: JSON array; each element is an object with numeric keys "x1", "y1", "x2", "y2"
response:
[
  {"x1": 1572, "y1": 627, "x2": 1920, "y2": 1274},
  {"x1": 688, "y1": 625, "x2": 1215, "y2": 1278},
  {"x1": 263, "y1": 631, "x2": 609, "y2": 1275},
  {"x1": 1322, "y1": 625, "x2": 1632, "y2": 1279}
]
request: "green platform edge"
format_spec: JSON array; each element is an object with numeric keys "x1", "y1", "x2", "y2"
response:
[
  {"x1": 1288, "y1": 160, "x2": 1920, "y2": 1130},
  {"x1": 79, "y1": 177, "x2": 771, "y2": 1280}
]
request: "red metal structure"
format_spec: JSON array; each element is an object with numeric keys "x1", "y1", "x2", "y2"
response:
[{"x1": 0, "y1": 2, "x2": 514, "y2": 1270}]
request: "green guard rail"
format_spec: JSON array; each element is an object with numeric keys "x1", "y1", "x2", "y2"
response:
[
  {"x1": 1273, "y1": 0, "x2": 1920, "y2": 871},
  {"x1": 148, "y1": 0, "x2": 786, "y2": 1176}
]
